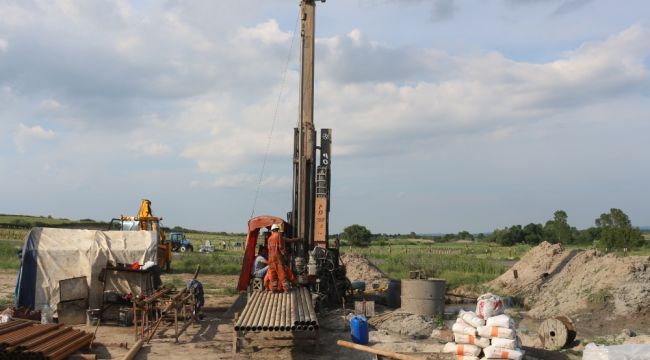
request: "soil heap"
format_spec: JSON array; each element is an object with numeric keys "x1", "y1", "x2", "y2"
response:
[
  {"x1": 341, "y1": 253, "x2": 391, "y2": 285},
  {"x1": 488, "y1": 242, "x2": 650, "y2": 319}
]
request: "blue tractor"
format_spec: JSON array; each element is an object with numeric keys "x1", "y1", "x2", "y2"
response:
[{"x1": 168, "y1": 232, "x2": 193, "y2": 252}]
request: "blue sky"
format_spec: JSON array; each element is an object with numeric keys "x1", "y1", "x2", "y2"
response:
[{"x1": 0, "y1": 0, "x2": 649, "y2": 234}]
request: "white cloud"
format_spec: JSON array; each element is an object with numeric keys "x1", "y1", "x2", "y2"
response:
[
  {"x1": 210, "y1": 174, "x2": 292, "y2": 189},
  {"x1": 13, "y1": 123, "x2": 56, "y2": 153},
  {"x1": 236, "y1": 19, "x2": 291, "y2": 45},
  {"x1": 127, "y1": 140, "x2": 172, "y2": 157},
  {"x1": 0, "y1": 38, "x2": 7, "y2": 52},
  {"x1": 39, "y1": 99, "x2": 63, "y2": 110}
]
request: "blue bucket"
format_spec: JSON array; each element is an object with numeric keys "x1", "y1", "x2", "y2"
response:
[{"x1": 350, "y1": 315, "x2": 369, "y2": 345}]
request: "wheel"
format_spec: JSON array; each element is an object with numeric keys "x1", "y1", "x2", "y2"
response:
[{"x1": 179, "y1": 245, "x2": 187, "y2": 253}]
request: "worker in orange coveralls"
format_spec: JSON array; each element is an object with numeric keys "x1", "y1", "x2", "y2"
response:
[{"x1": 265, "y1": 223, "x2": 299, "y2": 292}]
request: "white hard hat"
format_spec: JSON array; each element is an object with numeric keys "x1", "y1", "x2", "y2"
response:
[{"x1": 271, "y1": 224, "x2": 280, "y2": 231}]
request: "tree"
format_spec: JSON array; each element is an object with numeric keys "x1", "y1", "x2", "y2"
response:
[
  {"x1": 553, "y1": 210, "x2": 572, "y2": 244},
  {"x1": 595, "y1": 208, "x2": 644, "y2": 249},
  {"x1": 342, "y1": 224, "x2": 372, "y2": 247},
  {"x1": 522, "y1": 223, "x2": 543, "y2": 245},
  {"x1": 457, "y1": 231, "x2": 474, "y2": 241}
]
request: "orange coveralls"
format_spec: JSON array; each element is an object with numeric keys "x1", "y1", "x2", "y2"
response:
[{"x1": 266, "y1": 231, "x2": 290, "y2": 291}]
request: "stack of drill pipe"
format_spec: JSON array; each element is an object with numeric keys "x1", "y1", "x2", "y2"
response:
[
  {"x1": 0, "y1": 320, "x2": 94, "y2": 359},
  {"x1": 234, "y1": 288, "x2": 318, "y2": 333}
]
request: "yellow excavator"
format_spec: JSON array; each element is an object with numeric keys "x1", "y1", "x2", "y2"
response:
[{"x1": 108, "y1": 199, "x2": 173, "y2": 271}]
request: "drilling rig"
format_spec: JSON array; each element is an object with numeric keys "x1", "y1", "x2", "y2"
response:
[{"x1": 237, "y1": 0, "x2": 349, "y2": 307}]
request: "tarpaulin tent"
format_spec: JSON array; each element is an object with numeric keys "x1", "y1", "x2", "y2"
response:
[{"x1": 15, "y1": 227, "x2": 157, "y2": 314}]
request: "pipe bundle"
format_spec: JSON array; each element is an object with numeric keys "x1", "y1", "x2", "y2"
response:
[
  {"x1": 0, "y1": 319, "x2": 94, "y2": 360},
  {"x1": 234, "y1": 287, "x2": 318, "y2": 332}
]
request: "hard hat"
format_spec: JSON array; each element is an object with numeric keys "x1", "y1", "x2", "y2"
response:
[{"x1": 271, "y1": 224, "x2": 280, "y2": 231}]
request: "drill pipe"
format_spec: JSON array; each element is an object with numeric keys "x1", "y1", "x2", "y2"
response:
[
  {"x1": 14, "y1": 327, "x2": 71, "y2": 352},
  {"x1": 299, "y1": 288, "x2": 310, "y2": 325},
  {"x1": 269, "y1": 292, "x2": 279, "y2": 331},
  {"x1": 264, "y1": 292, "x2": 278, "y2": 331},
  {"x1": 274, "y1": 293, "x2": 284, "y2": 331},
  {"x1": 290, "y1": 290, "x2": 297, "y2": 329},
  {"x1": 280, "y1": 292, "x2": 288, "y2": 331},
  {"x1": 303, "y1": 287, "x2": 318, "y2": 326},
  {"x1": 253, "y1": 291, "x2": 270, "y2": 331},
  {"x1": 295, "y1": 289, "x2": 305, "y2": 325},
  {"x1": 29, "y1": 329, "x2": 81, "y2": 354},
  {"x1": 277, "y1": 292, "x2": 286, "y2": 331},
  {"x1": 245, "y1": 291, "x2": 264, "y2": 332},
  {"x1": 47, "y1": 332, "x2": 94, "y2": 360},
  {"x1": 241, "y1": 291, "x2": 263, "y2": 331},
  {"x1": 0, "y1": 321, "x2": 30, "y2": 336},
  {"x1": 249, "y1": 291, "x2": 267, "y2": 331},
  {"x1": 234, "y1": 291, "x2": 257, "y2": 331},
  {"x1": 1, "y1": 323, "x2": 59, "y2": 347},
  {"x1": 259, "y1": 291, "x2": 273, "y2": 331}
]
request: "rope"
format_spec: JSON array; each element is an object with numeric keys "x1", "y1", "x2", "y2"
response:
[{"x1": 250, "y1": 15, "x2": 300, "y2": 219}]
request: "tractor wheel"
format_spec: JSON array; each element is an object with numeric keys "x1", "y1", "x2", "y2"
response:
[{"x1": 179, "y1": 245, "x2": 187, "y2": 253}]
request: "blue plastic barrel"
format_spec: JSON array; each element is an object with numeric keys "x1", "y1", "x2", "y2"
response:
[{"x1": 350, "y1": 315, "x2": 369, "y2": 345}]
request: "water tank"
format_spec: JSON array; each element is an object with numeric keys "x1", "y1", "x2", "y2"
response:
[
  {"x1": 350, "y1": 315, "x2": 369, "y2": 345},
  {"x1": 401, "y1": 279, "x2": 446, "y2": 316}
]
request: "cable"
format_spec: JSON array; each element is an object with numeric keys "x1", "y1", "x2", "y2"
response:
[{"x1": 250, "y1": 14, "x2": 300, "y2": 219}]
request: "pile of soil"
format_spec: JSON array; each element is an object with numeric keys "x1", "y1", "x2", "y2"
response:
[
  {"x1": 341, "y1": 253, "x2": 391, "y2": 285},
  {"x1": 488, "y1": 242, "x2": 650, "y2": 319}
]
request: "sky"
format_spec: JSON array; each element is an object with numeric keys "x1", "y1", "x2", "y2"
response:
[{"x1": 1, "y1": 0, "x2": 649, "y2": 234}]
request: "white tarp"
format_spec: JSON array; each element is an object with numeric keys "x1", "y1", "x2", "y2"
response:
[{"x1": 21, "y1": 227, "x2": 157, "y2": 313}]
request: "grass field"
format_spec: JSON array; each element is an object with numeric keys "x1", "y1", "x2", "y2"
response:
[{"x1": 2, "y1": 216, "x2": 648, "y2": 290}]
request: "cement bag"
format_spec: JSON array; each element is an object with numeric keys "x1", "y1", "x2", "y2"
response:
[
  {"x1": 477, "y1": 326, "x2": 514, "y2": 339},
  {"x1": 454, "y1": 356, "x2": 480, "y2": 360},
  {"x1": 486, "y1": 314, "x2": 514, "y2": 329},
  {"x1": 582, "y1": 343, "x2": 650, "y2": 360},
  {"x1": 483, "y1": 346, "x2": 523, "y2": 360},
  {"x1": 491, "y1": 337, "x2": 516, "y2": 350},
  {"x1": 459, "y1": 309, "x2": 485, "y2": 328},
  {"x1": 476, "y1": 293, "x2": 504, "y2": 319},
  {"x1": 443, "y1": 342, "x2": 482, "y2": 356},
  {"x1": 454, "y1": 333, "x2": 490, "y2": 348},
  {"x1": 452, "y1": 319, "x2": 477, "y2": 336}
]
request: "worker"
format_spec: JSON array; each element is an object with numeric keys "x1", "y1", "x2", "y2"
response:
[
  {"x1": 253, "y1": 245, "x2": 268, "y2": 279},
  {"x1": 266, "y1": 223, "x2": 300, "y2": 292}
]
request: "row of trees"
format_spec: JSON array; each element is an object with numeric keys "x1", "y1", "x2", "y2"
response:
[
  {"x1": 486, "y1": 208, "x2": 645, "y2": 249},
  {"x1": 340, "y1": 208, "x2": 646, "y2": 249}
]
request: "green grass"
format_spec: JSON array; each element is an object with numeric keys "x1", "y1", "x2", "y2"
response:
[
  {"x1": 171, "y1": 252, "x2": 241, "y2": 275},
  {"x1": 0, "y1": 241, "x2": 21, "y2": 270}
]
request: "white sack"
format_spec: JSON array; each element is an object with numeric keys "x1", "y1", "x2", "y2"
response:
[
  {"x1": 452, "y1": 321, "x2": 477, "y2": 336},
  {"x1": 454, "y1": 333, "x2": 490, "y2": 348},
  {"x1": 443, "y1": 342, "x2": 482, "y2": 356},
  {"x1": 491, "y1": 337, "x2": 516, "y2": 350},
  {"x1": 483, "y1": 346, "x2": 523, "y2": 360},
  {"x1": 477, "y1": 326, "x2": 515, "y2": 339},
  {"x1": 582, "y1": 343, "x2": 650, "y2": 360},
  {"x1": 476, "y1": 293, "x2": 504, "y2": 319},
  {"x1": 460, "y1": 309, "x2": 486, "y2": 328},
  {"x1": 486, "y1": 314, "x2": 515, "y2": 329}
]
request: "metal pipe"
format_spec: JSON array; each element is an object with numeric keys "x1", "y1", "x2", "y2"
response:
[
  {"x1": 6, "y1": 326, "x2": 67, "y2": 352},
  {"x1": 267, "y1": 292, "x2": 279, "y2": 331},
  {"x1": 48, "y1": 332, "x2": 94, "y2": 360},
  {"x1": 242, "y1": 291, "x2": 263, "y2": 331},
  {"x1": 235, "y1": 291, "x2": 256, "y2": 331},
  {"x1": 254, "y1": 291, "x2": 270, "y2": 331},
  {"x1": 247, "y1": 291, "x2": 265, "y2": 332},
  {"x1": 29, "y1": 329, "x2": 81, "y2": 354},
  {"x1": 281, "y1": 292, "x2": 288, "y2": 331},
  {"x1": 121, "y1": 339, "x2": 144, "y2": 360},
  {"x1": 290, "y1": 290, "x2": 298, "y2": 329},
  {"x1": 262, "y1": 291, "x2": 276, "y2": 331},
  {"x1": 304, "y1": 287, "x2": 318, "y2": 325},
  {"x1": 274, "y1": 293, "x2": 286, "y2": 331},
  {"x1": 295, "y1": 289, "x2": 305, "y2": 325},
  {"x1": 240, "y1": 291, "x2": 259, "y2": 331},
  {"x1": 299, "y1": 287, "x2": 310, "y2": 325}
]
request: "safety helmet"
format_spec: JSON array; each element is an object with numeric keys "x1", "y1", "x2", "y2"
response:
[{"x1": 271, "y1": 223, "x2": 280, "y2": 231}]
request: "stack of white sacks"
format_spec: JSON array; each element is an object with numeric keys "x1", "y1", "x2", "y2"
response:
[{"x1": 442, "y1": 293, "x2": 524, "y2": 360}]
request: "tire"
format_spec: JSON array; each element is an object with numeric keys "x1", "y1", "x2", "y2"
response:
[{"x1": 179, "y1": 245, "x2": 187, "y2": 253}]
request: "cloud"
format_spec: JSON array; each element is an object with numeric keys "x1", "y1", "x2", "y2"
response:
[
  {"x1": 210, "y1": 174, "x2": 291, "y2": 188},
  {"x1": 13, "y1": 123, "x2": 56, "y2": 153},
  {"x1": 0, "y1": 38, "x2": 7, "y2": 52},
  {"x1": 504, "y1": 0, "x2": 596, "y2": 16},
  {"x1": 127, "y1": 140, "x2": 172, "y2": 157},
  {"x1": 431, "y1": 0, "x2": 458, "y2": 22}
]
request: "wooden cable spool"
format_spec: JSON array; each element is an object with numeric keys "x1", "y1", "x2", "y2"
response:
[{"x1": 538, "y1": 316, "x2": 576, "y2": 350}]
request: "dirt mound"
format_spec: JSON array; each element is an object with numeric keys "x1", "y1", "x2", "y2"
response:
[
  {"x1": 341, "y1": 253, "x2": 390, "y2": 285},
  {"x1": 488, "y1": 242, "x2": 650, "y2": 319}
]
